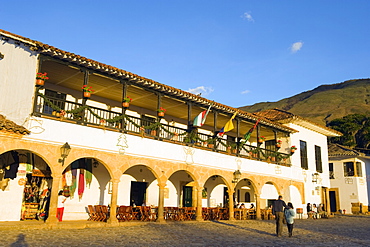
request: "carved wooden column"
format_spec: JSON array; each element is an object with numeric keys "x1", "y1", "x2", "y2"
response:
[
  {"x1": 196, "y1": 186, "x2": 203, "y2": 221},
  {"x1": 157, "y1": 182, "x2": 166, "y2": 222},
  {"x1": 46, "y1": 174, "x2": 62, "y2": 224},
  {"x1": 228, "y1": 188, "x2": 235, "y2": 220},
  {"x1": 107, "y1": 178, "x2": 120, "y2": 225}
]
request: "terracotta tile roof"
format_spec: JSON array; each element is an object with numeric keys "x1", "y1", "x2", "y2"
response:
[
  {"x1": 328, "y1": 143, "x2": 364, "y2": 157},
  {"x1": 254, "y1": 108, "x2": 295, "y2": 121},
  {"x1": 0, "y1": 29, "x2": 294, "y2": 133},
  {"x1": 0, "y1": 115, "x2": 30, "y2": 135},
  {"x1": 254, "y1": 108, "x2": 341, "y2": 137}
]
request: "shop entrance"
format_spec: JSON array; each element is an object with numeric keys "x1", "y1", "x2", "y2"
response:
[
  {"x1": 130, "y1": 181, "x2": 147, "y2": 206},
  {"x1": 0, "y1": 150, "x2": 52, "y2": 221},
  {"x1": 183, "y1": 186, "x2": 192, "y2": 207},
  {"x1": 329, "y1": 190, "x2": 338, "y2": 213}
]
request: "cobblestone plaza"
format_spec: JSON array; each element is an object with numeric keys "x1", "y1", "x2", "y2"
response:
[{"x1": 2, "y1": 215, "x2": 370, "y2": 246}]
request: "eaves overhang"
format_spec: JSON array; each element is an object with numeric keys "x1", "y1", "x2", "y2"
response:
[{"x1": 0, "y1": 29, "x2": 295, "y2": 134}]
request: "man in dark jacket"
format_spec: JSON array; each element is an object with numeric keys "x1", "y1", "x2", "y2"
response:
[{"x1": 272, "y1": 195, "x2": 288, "y2": 237}]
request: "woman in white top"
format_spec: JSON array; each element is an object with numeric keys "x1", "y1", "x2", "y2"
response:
[{"x1": 56, "y1": 190, "x2": 67, "y2": 222}]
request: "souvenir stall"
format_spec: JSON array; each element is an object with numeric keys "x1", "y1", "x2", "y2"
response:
[{"x1": 0, "y1": 150, "x2": 52, "y2": 221}]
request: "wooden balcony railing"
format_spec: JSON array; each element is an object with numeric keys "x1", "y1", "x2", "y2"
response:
[{"x1": 33, "y1": 93, "x2": 291, "y2": 166}]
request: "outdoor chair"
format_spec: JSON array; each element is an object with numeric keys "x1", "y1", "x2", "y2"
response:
[{"x1": 87, "y1": 205, "x2": 99, "y2": 221}]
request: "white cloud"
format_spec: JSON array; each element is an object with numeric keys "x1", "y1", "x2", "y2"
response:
[
  {"x1": 290, "y1": 41, "x2": 303, "y2": 53},
  {"x1": 242, "y1": 12, "x2": 254, "y2": 22},
  {"x1": 187, "y1": 86, "x2": 214, "y2": 96},
  {"x1": 241, "y1": 90, "x2": 250, "y2": 94}
]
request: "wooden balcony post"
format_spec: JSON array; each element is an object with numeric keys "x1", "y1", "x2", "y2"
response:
[{"x1": 121, "y1": 80, "x2": 128, "y2": 131}]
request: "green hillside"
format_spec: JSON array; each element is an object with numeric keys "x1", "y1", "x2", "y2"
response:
[{"x1": 239, "y1": 79, "x2": 370, "y2": 125}]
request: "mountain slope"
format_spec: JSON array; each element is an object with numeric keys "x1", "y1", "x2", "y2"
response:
[{"x1": 239, "y1": 79, "x2": 370, "y2": 125}]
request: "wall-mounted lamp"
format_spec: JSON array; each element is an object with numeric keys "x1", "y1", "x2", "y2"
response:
[
  {"x1": 312, "y1": 173, "x2": 319, "y2": 183},
  {"x1": 93, "y1": 160, "x2": 99, "y2": 168},
  {"x1": 58, "y1": 142, "x2": 71, "y2": 165},
  {"x1": 232, "y1": 170, "x2": 241, "y2": 183},
  {"x1": 0, "y1": 52, "x2": 4, "y2": 60}
]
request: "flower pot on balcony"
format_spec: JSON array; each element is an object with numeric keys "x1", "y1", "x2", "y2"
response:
[
  {"x1": 258, "y1": 139, "x2": 264, "y2": 143},
  {"x1": 122, "y1": 102, "x2": 130, "y2": 108},
  {"x1": 35, "y1": 79, "x2": 45, "y2": 86},
  {"x1": 227, "y1": 146, "x2": 231, "y2": 154},
  {"x1": 83, "y1": 92, "x2": 91, "y2": 98},
  {"x1": 158, "y1": 112, "x2": 165, "y2": 117},
  {"x1": 150, "y1": 130, "x2": 157, "y2": 136},
  {"x1": 207, "y1": 143, "x2": 214, "y2": 149},
  {"x1": 276, "y1": 144, "x2": 281, "y2": 148},
  {"x1": 291, "y1": 149, "x2": 295, "y2": 154}
]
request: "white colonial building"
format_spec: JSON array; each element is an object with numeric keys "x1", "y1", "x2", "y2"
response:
[
  {"x1": 0, "y1": 29, "x2": 340, "y2": 224},
  {"x1": 328, "y1": 144, "x2": 370, "y2": 214}
]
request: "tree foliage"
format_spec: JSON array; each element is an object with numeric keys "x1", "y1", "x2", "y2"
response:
[{"x1": 327, "y1": 114, "x2": 370, "y2": 148}]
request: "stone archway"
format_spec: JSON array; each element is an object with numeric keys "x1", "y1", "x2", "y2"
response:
[{"x1": 0, "y1": 149, "x2": 53, "y2": 222}]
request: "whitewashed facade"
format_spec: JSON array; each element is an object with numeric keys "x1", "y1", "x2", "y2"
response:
[
  {"x1": 328, "y1": 144, "x2": 370, "y2": 214},
  {"x1": 0, "y1": 29, "x2": 340, "y2": 223}
]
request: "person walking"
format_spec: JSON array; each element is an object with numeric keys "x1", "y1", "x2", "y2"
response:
[
  {"x1": 284, "y1": 202, "x2": 296, "y2": 237},
  {"x1": 272, "y1": 195, "x2": 287, "y2": 237},
  {"x1": 56, "y1": 190, "x2": 67, "y2": 222}
]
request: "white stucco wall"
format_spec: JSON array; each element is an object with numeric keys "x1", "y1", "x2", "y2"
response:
[
  {"x1": 330, "y1": 157, "x2": 370, "y2": 213},
  {"x1": 285, "y1": 123, "x2": 331, "y2": 207},
  {"x1": 0, "y1": 39, "x2": 38, "y2": 125}
]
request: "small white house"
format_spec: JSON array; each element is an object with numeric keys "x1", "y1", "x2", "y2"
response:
[{"x1": 328, "y1": 144, "x2": 369, "y2": 214}]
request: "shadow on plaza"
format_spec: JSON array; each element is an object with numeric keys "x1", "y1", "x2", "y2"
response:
[
  {"x1": 10, "y1": 234, "x2": 29, "y2": 247},
  {"x1": 211, "y1": 220, "x2": 276, "y2": 237}
]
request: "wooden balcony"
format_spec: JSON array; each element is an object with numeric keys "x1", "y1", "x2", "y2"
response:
[{"x1": 33, "y1": 92, "x2": 292, "y2": 166}]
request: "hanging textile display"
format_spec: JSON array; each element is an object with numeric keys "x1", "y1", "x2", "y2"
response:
[
  {"x1": 70, "y1": 161, "x2": 79, "y2": 198},
  {"x1": 85, "y1": 159, "x2": 92, "y2": 188},
  {"x1": 65, "y1": 167, "x2": 72, "y2": 187},
  {"x1": 4, "y1": 151, "x2": 20, "y2": 179},
  {"x1": 78, "y1": 168, "x2": 85, "y2": 200}
]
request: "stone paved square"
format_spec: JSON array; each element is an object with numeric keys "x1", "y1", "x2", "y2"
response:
[{"x1": 2, "y1": 215, "x2": 370, "y2": 247}]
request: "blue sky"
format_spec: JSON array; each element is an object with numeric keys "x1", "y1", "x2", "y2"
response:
[{"x1": 1, "y1": 0, "x2": 370, "y2": 107}]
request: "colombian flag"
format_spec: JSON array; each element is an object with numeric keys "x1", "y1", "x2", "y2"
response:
[{"x1": 218, "y1": 112, "x2": 238, "y2": 137}]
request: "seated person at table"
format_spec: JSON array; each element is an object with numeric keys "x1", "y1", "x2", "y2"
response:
[
  {"x1": 250, "y1": 204, "x2": 255, "y2": 209},
  {"x1": 240, "y1": 203, "x2": 245, "y2": 209}
]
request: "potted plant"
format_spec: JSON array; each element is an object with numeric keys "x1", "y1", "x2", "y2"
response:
[
  {"x1": 122, "y1": 96, "x2": 132, "y2": 108},
  {"x1": 82, "y1": 85, "x2": 94, "y2": 98},
  {"x1": 258, "y1": 136, "x2": 265, "y2": 143},
  {"x1": 206, "y1": 138, "x2": 215, "y2": 148},
  {"x1": 157, "y1": 107, "x2": 166, "y2": 117},
  {"x1": 290, "y1": 145, "x2": 297, "y2": 153},
  {"x1": 230, "y1": 143, "x2": 238, "y2": 154},
  {"x1": 35, "y1": 72, "x2": 49, "y2": 86},
  {"x1": 276, "y1": 140, "x2": 282, "y2": 148},
  {"x1": 251, "y1": 148, "x2": 259, "y2": 158}
]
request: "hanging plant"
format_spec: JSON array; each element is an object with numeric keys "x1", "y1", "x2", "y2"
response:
[
  {"x1": 82, "y1": 85, "x2": 94, "y2": 98},
  {"x1": 36, "y1": 72, "x2": 49, "y2": 86},
  {"x1": 276, "y1": 140, "x2": 282, "y2": 148},
  {"x1": 258, "y1": 136, "x2": 265, "y2": 143},
  {"x1": 157, "y1": 107, "x2": 166, "y2": 117},
  {"x1": 290, "y1": 145, "x2": 297, "y2": 153},
  {"x1": 122, "y1": 96, "x2": 132, "y2": 108}
]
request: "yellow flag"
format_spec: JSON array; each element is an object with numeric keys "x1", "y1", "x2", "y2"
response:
[{"x1": 220, "y1": 112, "x2": 237, "y2": 133}]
